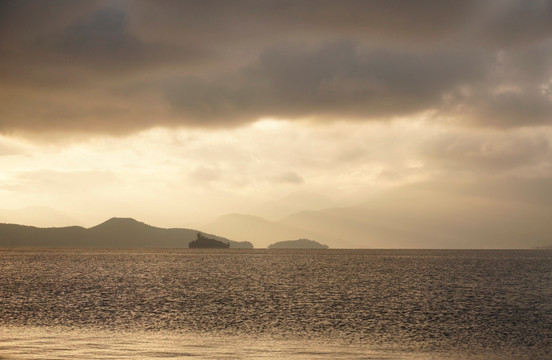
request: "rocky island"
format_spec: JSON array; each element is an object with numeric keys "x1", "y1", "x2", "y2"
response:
[
  {"x1": 268, "y1": 239, "x2": 329, "y2": 249},
  {"x1": 189, "y1": 232, "x2": 230, "y2": 248}
]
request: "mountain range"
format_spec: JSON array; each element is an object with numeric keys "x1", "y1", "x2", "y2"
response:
[
  {"x1": 2, "y1": 178, "x2": 551, "y2": 249},
  {"x1": 203, "y1": 180, "x2": 552, "y2": 249},
  {"x1": 0, "y1": 217, "x2": 253, "y2": 249}
]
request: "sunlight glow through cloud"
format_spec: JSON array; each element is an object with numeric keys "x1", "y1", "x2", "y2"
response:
[
  {"x1": 0, "y1": 120, "x2": 443, "y2": 225},
  {"x1": 1, "y1": 0, "x2": 552, "y2": 248}
]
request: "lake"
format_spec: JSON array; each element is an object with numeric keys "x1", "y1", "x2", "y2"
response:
[{"x1": 0, "y1": 248, "x2": 550, "y2": 359}]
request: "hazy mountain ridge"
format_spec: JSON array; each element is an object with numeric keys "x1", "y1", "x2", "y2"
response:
[
  {"x1": 0, "y1": 217, "x2": 253, "y2": 248},
  {"x1": 204, "y1": 180, "x2": 552, "y2": 249},
  {"x1": 250, "y1": 191, "x2": 336, "y2": 221},
  {"x1": 2, "y1": 177, "x2": 550, "y2": 249},
  {"x1": 279, "y1": 186, "x2": 552, "y2": 249},
  {"x1": 202, "y1": 213, "x2": 338, "y2": 248}
]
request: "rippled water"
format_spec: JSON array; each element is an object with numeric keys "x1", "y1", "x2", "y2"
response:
[{"x1": 0, "y1": 249, "x2": 550, "y2": 359}]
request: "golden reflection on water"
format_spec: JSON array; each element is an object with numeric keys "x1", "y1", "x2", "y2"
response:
[{"x1": 0, "y1": 326, "x2": 421, "y2": 360}]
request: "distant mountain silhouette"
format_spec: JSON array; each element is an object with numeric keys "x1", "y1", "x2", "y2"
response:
[
  {"x1": 251, "y1": 191, "x2": 336, "y2": 220},
  {"x1": 202, "y1": 213, "x2": 336, "y2": 248},
  {"x1": 268, "y1": 239, "x2": 329, "y2": 249},
  {"x1": 203, "y1": 178, "x2": 552, "y2": 249},
  {"x1": 189, "y1": 232, "x2": 230, "y2": 248},
  {"x1": 278, "y1": 183, "x2": 552, "y2": 249},
  {"x1": 0, "y1": 217, "x2": 253, "y2": 248}
]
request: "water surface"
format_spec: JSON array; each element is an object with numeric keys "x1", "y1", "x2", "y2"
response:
[{"x1": 0, "y1": 249, "x2": 550, "y2": 359}]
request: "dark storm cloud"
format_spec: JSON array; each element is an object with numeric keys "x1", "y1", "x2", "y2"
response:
[
  {"x1": 1, "y1": 4, "x2": 202, "y2": 78},
  {"x1": 479, "y1": 0, "x2": 552, "y2": 47},
  {"x1": 130, "y1": 0, "x2": 478, "y2": 45},
  {"x1": 0, "y1": 0, "x2": 551, "y2": 135},
  {"x1": 52, "y1": 7, "x2": 186, "y2": 72},
  {"x1": 165, "y1": 41, "x2": 488, "y2": 124}
]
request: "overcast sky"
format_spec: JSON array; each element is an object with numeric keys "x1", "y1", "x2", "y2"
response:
[{"x1": 0, "y1": 1, "x2": 551, "y2": 246}]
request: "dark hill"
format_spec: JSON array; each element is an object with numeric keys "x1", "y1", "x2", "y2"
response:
[
  {"x1": 0, "y1": 217, "x2": 253, "y2": 248},
  {"x1": 0, "y1": 224, "x2": 88, "y2": 247},
  {"x1": 268, "y1": 239, "x2": 329, "y2": 249},
  {"x1": 90, "y1": 217, "x2": 151, "y2": 232}
]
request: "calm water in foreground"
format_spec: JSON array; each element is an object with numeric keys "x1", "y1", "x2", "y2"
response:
[{"x1": 0, "y1": 249, "x2": 550, "y2": 359}]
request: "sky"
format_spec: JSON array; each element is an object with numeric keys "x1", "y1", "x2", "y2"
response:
[{"x1": 1, "y1": 1, "x2": 551, "y2": 247}]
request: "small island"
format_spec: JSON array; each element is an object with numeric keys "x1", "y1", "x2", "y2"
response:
[
  {"x1": 268, "y1": 238, "x2": 329, "y2": 249},
  {"x1": 189, "y1": 232, "x2": 230, "y2": 248}
]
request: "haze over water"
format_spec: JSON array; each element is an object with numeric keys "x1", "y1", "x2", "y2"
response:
[{"x1": 1, "y1": 248, "x2": 550, "y2": 359}]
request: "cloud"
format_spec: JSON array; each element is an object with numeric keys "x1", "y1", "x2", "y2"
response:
[
  {"x1": 1, "y1": 2, "x2": 202, "y2": 73},
  {"x1": 441, "y1": 40, "x2": 552, "y2": 128},
  {"x1": 189, "y1": 166, "x2": 221, "y2": 184},
  {"x1": 274, "y1": 172, "x2": 305, "y2": 185},
  {"x1": 421, "y1": 131, "x2": 551, "y2": 173},
  {"x1": 478, "y1": 0, "x2": 552, "y2": 47},
  {"x1": 130, "y1": 0, "x2": 479, "y2": 45},
  {"x1": 0, "y1": 0, "x2": 551, "y2": 136},
  {"x1": 472, "y1": 90, "x2": 552, "y2": 128},
  {"x1": 165, "y1": 41, "x2": 488, "y2": 125},
  {"x1": 10, "y1": 169, "x2": 118, "y2": 194},
  {"x1": 0, "y1": 140, "x2": 24, "y2": 156},
  {"x1": 50, "y1": 7, "x2": 203, "y2": 73}
]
